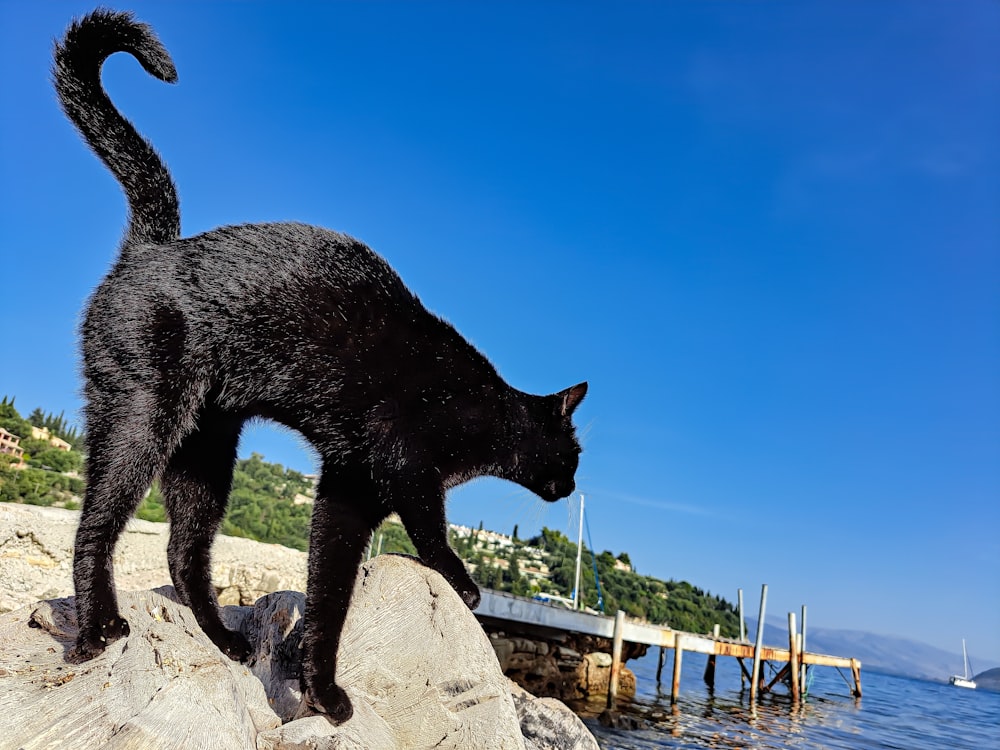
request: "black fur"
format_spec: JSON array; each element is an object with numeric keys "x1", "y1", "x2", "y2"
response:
[{"x1": 55, "y1": 9, "x2": 587, "y2": 724}]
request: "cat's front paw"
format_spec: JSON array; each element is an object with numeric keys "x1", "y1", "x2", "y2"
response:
[
  {"x1": 456, "y1": 581, "x2": 481, "y2": 610},
  {"x1": 67, "y1": 637, "x2": 106, "y2": 664},
  {"x1": 436, "y1": 564, "x2": 481, "y2": 610},
  {"x1": 300, "y1": 683, "x2": 353, "y2": 725},
  {"x1": 218, "y1": 629, "x2": 253, "y2": 663},
  {"x1": 68, "y1": 615, "x2": 131, "y2": 663}
]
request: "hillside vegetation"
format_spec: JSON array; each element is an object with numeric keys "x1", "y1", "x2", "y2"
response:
[
  {"x1": 134, "y1": 452, "x2": 315, "y2": 551},
  {"x1": 1, "y1": 397, "x2": 85, "y2": 507},
  {"x1": 451, "y1": 525, "x2": 739, "y2": 634}
]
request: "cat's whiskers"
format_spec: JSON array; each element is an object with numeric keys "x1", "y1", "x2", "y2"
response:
[
  {"x1": 525, "y1": 496, "x2": 549, "y2": 529},
  {"x1": 512, "y1": 490, "x2": 545, "y2": 528},
  {"x1": 498, "y1": 487, "x2": 543, "y2": 534},
  {"x1": 478, "y1": 485, "x2": 555, "y2": 542}
]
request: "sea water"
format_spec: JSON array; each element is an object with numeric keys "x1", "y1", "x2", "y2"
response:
[{"x1": 576, "y1": 648, "x2": 1000, "y2": 749}]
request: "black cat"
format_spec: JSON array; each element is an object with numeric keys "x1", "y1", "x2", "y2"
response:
[{"x1": 54, "y1": 9, "x2": 587, "y2": 724}]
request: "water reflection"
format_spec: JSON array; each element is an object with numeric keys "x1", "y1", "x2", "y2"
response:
[{"x1": 576, "y1": 648, "x2": 998, "y2": 750}]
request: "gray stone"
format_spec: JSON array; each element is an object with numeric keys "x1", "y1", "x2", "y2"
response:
[
  {"x1": 510, "y1": 681, "x2": 600, "y2": 750},
  {"x1": 0, "y1": 587, "x2": 279, "y2": 750},
  {"x1": 598, "y1": 708, "x2": 647, "y2": 731},
  {"x1": 257, "y1": 706, "x2": 395, "y2": 750},
  {"x1": 555, "y1": 646, "x2": 581, "y2": 661},
  {"x1": 239, "y1": 557, "x2": 528, "y2": 750},
  {"x1": 509, "y1": 636, "x2": 542, "y2": 654},
  {"x1": 490, "y1": 634, "x2": 516, "y2": 671},
  {"x1": 0, "y1": 503, "x2": 307, "y2": 614},
  {"x1": 589, "y1": 652, "x2": 613, "y2": 668}
]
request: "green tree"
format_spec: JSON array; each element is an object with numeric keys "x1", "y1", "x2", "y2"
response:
[
  {"x1": 471, "y1": 553, "x2": 490, "y2": 585},
  {"x1": 509, "y1": 553, "x2": 520, "y2": 580},
  {"x1": 136, "y1": 483, "x2": 167, "y2": 522},
  {"x1": 489, "y1": 565, "x2": 504, "y2": 590},
  {"x1": 372, "y1": 520, "x2": 417, "y2": 556},
  {"x1": 0, "y1": 398, "x2": 31, "y2": 439},
  {"x1": 28, "y1": 447, "x2": 82, "y2": 473}
]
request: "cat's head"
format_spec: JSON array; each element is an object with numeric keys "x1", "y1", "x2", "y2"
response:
[{"x1": 505, "y1": 382, "x2": 588, "y2": 502}]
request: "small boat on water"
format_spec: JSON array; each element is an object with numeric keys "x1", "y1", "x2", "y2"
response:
[{"x1": 949, "y1": 639, "x2": 977, "y2": 689}]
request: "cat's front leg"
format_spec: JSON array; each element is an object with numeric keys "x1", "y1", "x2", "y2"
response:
[
  {"x1": 300, "y1": 488, "x2": 378, "y2": 725},
  {"x1": 394, "y1": 489, "x2": 480, "y2": 610}
]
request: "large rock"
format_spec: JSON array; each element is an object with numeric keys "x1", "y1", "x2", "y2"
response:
[
  {"x1": 0, "y1": 551, "x2": 599, "y2": 749},
  {"x1": 0, "y1": 503, "x2": 306, "y2": 613},
  {"x1": 509, "y1": 682, "x2": 600, "y2": 750},
  {"x1": 0, "y1": 504, "x2": 601, "y2": 747},
  {"x1": 1, "y1": 588, "x2": 279, "y2": 749},
  {"x1": 247, "y1": 558, "x2": 527, "y2": 750}
]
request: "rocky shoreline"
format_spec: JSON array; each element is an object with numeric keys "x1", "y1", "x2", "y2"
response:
[
  {"x1": 0, "y1": 503, "x2": 636, "y2": 700},
  {"x1": 0, "y1": 503, "x2": 606, "y2": 749}
]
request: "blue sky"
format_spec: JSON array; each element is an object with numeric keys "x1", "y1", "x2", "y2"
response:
[{"x1": 2, "y1": 2, "x2": 998, "y2": 665}]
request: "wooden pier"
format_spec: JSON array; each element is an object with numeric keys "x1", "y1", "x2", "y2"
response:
[
  {"x1": 651, "y1": 621, "x2": 863, "y2": 703},
  {"x1": 477, "y1": 583, "x2": 862, "y2": 709}
]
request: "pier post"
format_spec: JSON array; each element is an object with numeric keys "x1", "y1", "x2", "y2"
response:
[
  {"x1": 656, "y1": 646, "x2": 666, "y2": 685},
  {"x1": 788, "y1": 612, "x2": 800, "y2": 702},
  {"x1": 738, "y1": 588, "x2": 746, "y2": 641},
  {"x1": 671, "y1": 634, "x2": 684, "y2": 704},
  {"x1": 607, "y1": 609, "x2": 626, "y2": 708},
  {"x1": 749, "y1": 584, "x2": 768, "y2": 708},
  {"x1": 800, "y1": 605, "x2": 808, "y2": 696},
  {"x1": 738, "y1": 588, "x2": 747, "y2": 688},
  {"x1": 573, "y1": 495, "x2": 585, "y2": 611},
  {"x1": 851, "y1": 659, "x2": 862, "y2": 698},
  {"x1": 703, "y1": 624, "x2": 720, "y2": 689}
]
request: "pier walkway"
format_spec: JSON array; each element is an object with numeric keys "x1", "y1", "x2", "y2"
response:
[{"x1": 476, "y1": 586, "x2": 862, "y2": 707}]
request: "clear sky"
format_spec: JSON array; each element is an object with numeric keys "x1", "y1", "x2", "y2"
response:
[{"x1": 2, "y1": 1, "x2": 997, "y2": 665}]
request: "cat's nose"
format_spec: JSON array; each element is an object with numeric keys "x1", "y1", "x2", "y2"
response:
[{"x1": 540, "y1": 478, "x2": 574, "y2": 502}]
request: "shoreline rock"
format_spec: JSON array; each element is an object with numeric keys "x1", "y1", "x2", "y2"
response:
[
  {"x1": 0, "y1": 506, "x2": 602, "y2": 749},
  {"x1": 1, "y1": 557, "x2": 600, "y2": 749},
  {"x1": 0, "y1": 503, "x2": 609, "y2": 747},
  {"x1": 488, "y1": 631, "x2": 639, "y2": 702}
]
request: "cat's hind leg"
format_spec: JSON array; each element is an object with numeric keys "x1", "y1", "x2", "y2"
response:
[
  {"x1": 69, "y1": 397, "x2": 178, "y2": 663},
  {"x1": 160, "y1": 408, "x2": 250, "y2": 661},
  {"x1": 71, "y1": 298, "x2": 210, "y2": 663},
  {"x1": 299, "y1": 467, "x2": 381, "y2": 725}
]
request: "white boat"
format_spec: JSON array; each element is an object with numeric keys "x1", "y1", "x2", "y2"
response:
[{"x1": 949, "y1": 639, "x2": 977, "y2": 689}]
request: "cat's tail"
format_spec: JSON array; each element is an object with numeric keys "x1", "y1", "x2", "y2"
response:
[{"x1": 53, "y1": 9, "x2": 180, "y2": 247}]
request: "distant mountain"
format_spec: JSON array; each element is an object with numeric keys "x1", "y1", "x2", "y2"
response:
[
  {"x1": 973, "y1": 667, "x2": 1000, "y2": 692},
  {"x1": 746, "y1": 617, "x2": 999, "y2": 684}
]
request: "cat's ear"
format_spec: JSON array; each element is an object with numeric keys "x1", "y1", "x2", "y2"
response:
[{"x1": 557, "y1": 382, "x2": 588, "y2": 417}]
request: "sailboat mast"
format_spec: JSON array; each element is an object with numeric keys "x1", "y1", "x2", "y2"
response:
[{"x1": 573, "y1": 494, "x2": 585, "y2": 611}]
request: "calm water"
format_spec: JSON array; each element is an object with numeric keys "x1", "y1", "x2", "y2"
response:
[{"x1": 573, "y1": 649, "x2": 1000, "y2": 749}]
